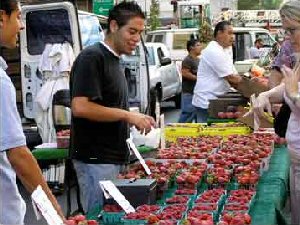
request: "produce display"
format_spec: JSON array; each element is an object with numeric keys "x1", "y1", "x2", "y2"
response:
[
  {"x1": 65, "y1": 215, "x2": 98, "y2": 225},
  {"x1": 86, "y1": 124, "x2": 284, "y2": 225},
  {"x1": 56, "y1": 129, "x2": 70, "y2": 148}
]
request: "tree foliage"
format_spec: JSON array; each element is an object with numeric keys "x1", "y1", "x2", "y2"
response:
[
  {"x1": 238, "y1": 0, "x2": 283, "y2": 10},
  {"x1": 198, "y1": 19, "x2": 213, "y2": 44},
  {"x1": 149, "y1": 0, "x2": 160, "y2": 30}
]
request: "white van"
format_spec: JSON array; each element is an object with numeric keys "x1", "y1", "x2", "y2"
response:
[
  {"x1": 19, "y1": 2, "x2": 149, "y2": 121},
  {"x1": 145, "y1": 27, "x2": 276, "y2": 62},
  {"x1": 146, "y1": 28, "x2": 199, "y2": 62},
  {"x1": 233, "y1": 27, "x2": 276, "y2": 61}
]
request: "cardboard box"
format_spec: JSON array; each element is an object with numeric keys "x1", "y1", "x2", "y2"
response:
[
  {"x1": 208, "y1": 96, "x2": 248, "y2": 118},
  {"x1": 236, "y1": 76, "x2": 269, "y2": 98},
  {"x1": 238, "y1": 111, "x2": 273, "y2": 129}
]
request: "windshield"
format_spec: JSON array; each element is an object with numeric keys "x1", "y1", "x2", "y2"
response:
[
  {"x1": 78, "y1": 14, "x2": 104, "y2": 48},
  {"x1": 146, "y1": 46, "x2": 155, "y2": 66}
]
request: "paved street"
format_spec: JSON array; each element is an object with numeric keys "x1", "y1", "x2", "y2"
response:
[{"x1": 23, "y1": 101, "x2": 180, "y2": 224}]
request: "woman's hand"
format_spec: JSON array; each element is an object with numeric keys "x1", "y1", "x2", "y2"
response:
[
  {"x1": 253, "y1": 92, "x2": 272, "y2": 118},
  {"x1": 282, "y1": 63, "x2": 300, "y2": 98}
]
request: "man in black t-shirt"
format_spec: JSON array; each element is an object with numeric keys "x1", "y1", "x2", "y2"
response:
[
  {"x1": 70, "y1": 1, "x2": 155, "y2": 213},
  {"x1": 178, "y1": 39, "x2": 202, "y2": 122}
]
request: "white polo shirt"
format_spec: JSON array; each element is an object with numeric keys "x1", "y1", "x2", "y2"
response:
[
  {"x1": 0, "y1": 57, "x2": 26, "y2": 225},
  {"x1": 192, "y1": 41, "x2": 236, "y2": 109}
]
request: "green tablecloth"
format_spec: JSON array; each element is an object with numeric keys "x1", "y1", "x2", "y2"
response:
[
  {"x1": 32, "y1": 148, "x2": 69, "y2": 160},
  {"x1": 250, "y1": 146, "x2": 290, "y2": 225},
  {"x1": 32, "y1": 146, "x2": 155, "y2": 160}
]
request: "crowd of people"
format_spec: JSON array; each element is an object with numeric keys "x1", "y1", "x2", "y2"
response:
[{"x1": 1, "y1": 0, "x2": 300, "y2": 224}]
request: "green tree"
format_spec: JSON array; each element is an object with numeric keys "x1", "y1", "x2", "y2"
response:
[
  {"x1": 238, "y1": 0, "x2": 283, "y2": 9},
  {"x1": 149, "y1": 0, "x2": 160, "y2": 30},
  {"x1": 198, "y1": 18, "x2": 213, "y2": 44}
]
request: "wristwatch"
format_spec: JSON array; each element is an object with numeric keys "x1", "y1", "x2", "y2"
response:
[{"x1": 289, "y1": 93, "x2": 300, "y2": 104}]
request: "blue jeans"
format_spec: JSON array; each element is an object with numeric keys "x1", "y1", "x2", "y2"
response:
[
  {"x1": 195, "y1": 107, "x2": 208, "y2": 123},
  {"x1": 73, "y1": 160, "x2": 122, "y2": 213},
  {"x1": 178, "y1": 93, "x2": 196, "y2": 123}
]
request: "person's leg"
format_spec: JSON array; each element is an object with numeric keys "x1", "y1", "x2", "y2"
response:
[
  {"x1": 88, "y1": 164, "x2": 121, "y2": 212},
  {"x1": 195, "y1": 107, "x2": 208, "y2": 123},
  {"x1": 73, "y1": 160, "x2": 121, "y2": 213},
  {"x1": 178, "y1": 93, "x2": 196, "y2": 123},
  {"x1": 73, "y1": 160, "x2": 91, "y2": 213}
]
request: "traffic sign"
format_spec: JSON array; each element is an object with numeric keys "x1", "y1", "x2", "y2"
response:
[{"x1": 93, "y1": 0, "x2": 115, "y2": 16}]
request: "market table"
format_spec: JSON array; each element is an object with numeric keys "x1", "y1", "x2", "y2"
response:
[
  {"x1": 32, "y1": 147, "x2": 83, "y2": 216},
  {"x1": 85, "y1": 146, "x2": 291, "y2": 225},
  {"x1": 31, "y1": 146, "x2": 156, "y2": 216},
  {"x1": 250, "y1": 146, "x2": 290, "y2": 225}
]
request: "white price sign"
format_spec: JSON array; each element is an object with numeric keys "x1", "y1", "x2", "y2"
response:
[
  {"x1": 31, "y1": 185, "x2": 64, "y2": 225},
  {"x1": 99, "y1": 180, "x2": 135, "y2": 214},
  {"x1": 126, "y1": 138, "x2": 151, "y2": 175}
]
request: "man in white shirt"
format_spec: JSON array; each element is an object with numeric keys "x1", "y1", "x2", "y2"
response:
[
  {"x1": 249, "y1": 38, "x2": 264, "y2": 59},
  {"x1": 192, "y1": 21, "x2": 242, "y2": 122}
]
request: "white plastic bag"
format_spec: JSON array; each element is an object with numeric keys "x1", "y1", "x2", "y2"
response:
[
  {"x1": 130, "y1": 127, "x2": 161, "y2": 149},
  {"x1": 145, "y1": 128, "x2": 161, "y2": 149}
]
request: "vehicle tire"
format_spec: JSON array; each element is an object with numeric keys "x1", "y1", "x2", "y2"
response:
[
  {"x1": 150, "y1": 89, "x2": 161, "y2": 119},
  {"x1": 174, "y1": 93, "x2": 181, "y2": 109}
]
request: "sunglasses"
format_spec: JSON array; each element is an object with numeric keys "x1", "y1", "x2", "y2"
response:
[{"x1": 285, "y1": 27, "x2": 300, "y2": 35}]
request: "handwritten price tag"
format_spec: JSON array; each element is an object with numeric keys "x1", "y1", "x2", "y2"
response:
[
  {"x1": 99, "y1": 180, "x2": 135, "y2": 214},
  {"x1": 31, "y1": 185, "x2": 63, "y2": 225},
  {"x1": 126, "y1": 138, "x2": 151, "y2": 175}
]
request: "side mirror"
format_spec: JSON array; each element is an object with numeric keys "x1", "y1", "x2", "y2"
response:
[
  {"x1": 263, "y1": 44, "x2": 271, "y2": 48},
  {"x1": 160, "y1": 57, "x2": 172, "y2": 66}
]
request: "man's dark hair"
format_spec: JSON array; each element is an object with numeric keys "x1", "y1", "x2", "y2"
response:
[
  {"x1": 213, "y1": 20, "x2": 231, "y2": 38},
  {"x1": 255, "y1": 38, "x2": 263, "y2": 44},
  {"x1": 0, "y1": 0, "x2": 18, "y2": 16},
  {"x1": 186, "y1": 39, "x2": 200, "y2": 52},
  {"x1": 107, "y1": 1, "x2": 145, "y2": 34}
]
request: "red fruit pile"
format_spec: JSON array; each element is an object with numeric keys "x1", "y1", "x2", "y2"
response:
[
  {"x1": 217, "y1": 111, "x2": 241, "y2": 119},
  {"x1": 226, "y1": 189, "x2": 255, "y2": 205},
  {"x1": 57, "y1": 129, "x2": 70, "y2": 137},
  {"x1": 219, "y1": 212, "x2": 251, "y2": 225},
  {"x1": 195, "y1": 189, "x2": 225, "y2": 204},
  {"x1": 186, "y1": 212, "x2": 214, "y2": 225},
  {"x1": 103, "y1": 204, "x2": 123, "y2": 212},
  {"x1": 166, "y1": 195, "x2": 190, "y2": 204},
  {"x1": 65, "y1": 215, "x2": 98, "y2": 225},
  {"x1": 136, "y1": 204, "x2": 161, "y2": 213},
  {"x1": 175, "y1": 189, "x2": 197, "y2": 195},
  {"x1": 157, "y1": 204, "x2": 186, "y2": 220}
]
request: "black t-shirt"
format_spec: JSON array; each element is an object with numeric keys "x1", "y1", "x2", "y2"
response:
[
  {"x1": 70, "y1": 43, "x2": 130, "y2": 164},
  {"x1": 181, "y1": 55, "x2": 199, "y2": 94}
]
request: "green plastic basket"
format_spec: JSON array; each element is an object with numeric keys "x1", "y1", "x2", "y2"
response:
[
  {"x1": 101, "y1": 211, "x2": 125, "y2": 224},
  {"x1": 122, "y1": 219, "x2": 148, "y2": 225}
]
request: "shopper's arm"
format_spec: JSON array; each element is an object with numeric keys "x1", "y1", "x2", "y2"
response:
[
  {"x1": 181, "y1": 67, "x2": 197, "y2": 81},
  {"x1": 72, "y1": 97, "x2": 156, "y2": 134},
  {"x1": 269, "y1": 68, "x2": 283, "y2": 89},
  {"x1": 224, "y1": 74, "x2": 242, "y2": 88},
  {"x1": 7, "y1": 147, "x2": 65, "y2": 220},
  {"x1": 254, "y1": 83, "x2": 285, "y2": 117}
]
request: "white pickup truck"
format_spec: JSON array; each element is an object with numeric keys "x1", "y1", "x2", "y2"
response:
[{"x1": 144, "y1": 42, "x2": 182, "y2": 116}]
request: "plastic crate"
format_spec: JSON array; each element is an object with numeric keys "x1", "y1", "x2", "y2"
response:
[
  {"x1": 164, "y1": 125, "x2": 202, "y2": 143},
  {"x1": 200, "y1": 126, "x2": 252, "y2": 137},
  {"x1": 122, "y1": 219, "x2": 148, "y2": 225},
  {"x1": 56, "y1": 136, "x2": 70, "y2": 148},
  {"x1": 101, "y1": 211, "x2": 125, "y2": 224}
]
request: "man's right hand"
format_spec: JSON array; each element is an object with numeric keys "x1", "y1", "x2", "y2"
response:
[{"x1": 127, "y1": 112, "x2": 156, "y2": 134}]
